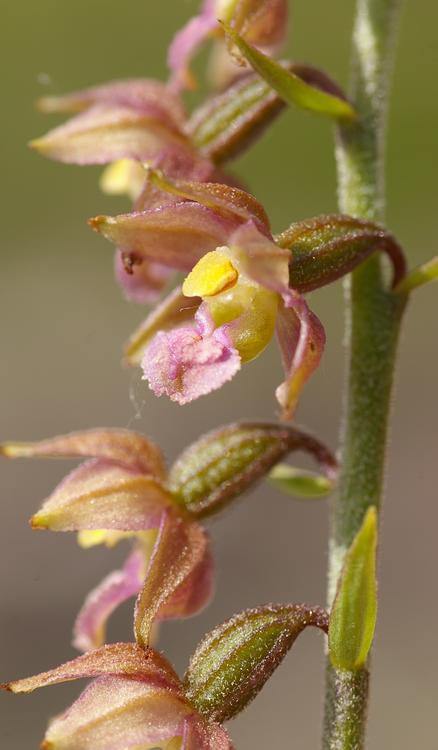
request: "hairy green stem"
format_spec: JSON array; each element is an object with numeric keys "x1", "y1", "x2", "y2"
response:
[{"x1": 322, "y1": 0, "x2": 407, "y2": 748}]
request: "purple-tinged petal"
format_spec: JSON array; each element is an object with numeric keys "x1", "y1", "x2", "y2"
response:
[
  {"x1": 43, "y1": 676, "x2": 190, "y2": 750},
  {"x1": 232, "y1": 0, "x2": 289, "y2": 49},
  {"x1": 1, "y1": 643, "x2": 181, "y2": 694},
  {"x1": 124, "y1": 287, "x2": 200, "y2": 367},
  {"x1": 37, "y1": 78, "x2": 187, "y2": 128},
  {"x1": 30, "y1": 104, "x2": 188, "y2": 165},
  {"x1": 31, "y1": 459, "x2": 174, "y2": 532},
  {"x1": 135, "y1": 513, "x2": 212, "y2": 647},
  {"x1": 228, "y1": 221, "x2": 290, "y2": 291},
  {"x1": 90, "y1": 202, "x2": 236, "y2": 272},
  {"x1": 73, "y1": 547, "x2": 147, "y2": 653},
  {"x1": 141, "y1": 312, "x2": 241, "y2": 405},
  {"x1": 275, "y1": 293, "x2": 326, "y2": 420},
  {"x1": 114, "y1": 250, "x2": 173, "y2": 304},
  {"x1": 168, "y1": 0, "x2": 218, "y2": 90},
  {"x1": 182, "y1": 715, "x2": 235, "y2": 750},
  {"x1": 0, "y1": 428, "x2": 166, "y2": 479},
  {"x1": 142, "y1": 173, "x2": 271, "y2": 234}
]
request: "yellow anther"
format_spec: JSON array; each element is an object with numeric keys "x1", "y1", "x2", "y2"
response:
[{"x1": 183, "y1": 249, "x2": 238, "y2": 298}]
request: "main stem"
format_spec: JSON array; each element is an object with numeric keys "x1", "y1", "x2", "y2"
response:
[{"x1": 322, "y1": 1, "x2": 406, "y2": 748}]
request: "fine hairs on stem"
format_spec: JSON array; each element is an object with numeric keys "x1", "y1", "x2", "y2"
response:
[{"x1": 323, "y1": 0, "x2": 407, "y2": 747}]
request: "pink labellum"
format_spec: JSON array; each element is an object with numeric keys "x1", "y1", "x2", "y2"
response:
[
  {"x1": 73, "y1": 547, "x2": 146, "y2": 653},
  {"x1": 0, "y1": 427, "x2": 166, "y2": 479},
  {"x1": 31, "y1": 458, "x2": 174, "y2": 532},
  {"x1": 141, "y1": 315, "x2": 241, "y2": 405},
  {"x1": 134, "y1": 513, "x2": 213, "y2": 647},
  {"x1": 275, "y1": 292, "x2": 326, "y2": 420},
  {"x1": 124, "y1": 286, "x2": 200, "y2": 367},
  {"x1": 90, "y1": 202, "x2": 236, "y2": 273}
]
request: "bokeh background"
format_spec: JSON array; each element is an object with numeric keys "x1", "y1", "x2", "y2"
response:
[{"x1": 1, "y1": 1, "x2": 436, "y2": 747}]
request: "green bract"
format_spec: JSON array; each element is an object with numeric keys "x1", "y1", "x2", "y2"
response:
[
  {"x1": 269, "y1": 464, "x2": 334, "y2": 498},
  {"x1": 328, "y1": 507, "x2": 378, "y2": 671},
  {"x1": 222, "y1": 24, "x2": 357, "y2": 121}
]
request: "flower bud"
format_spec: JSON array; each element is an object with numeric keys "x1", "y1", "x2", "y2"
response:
[
  {"x1": 168, "y1": 422, "x2": 337, "y2": 518},
  {"x1": 328, "y1": 507, "x2": 378, "y2": 671},
  {"x1": 184, "y1": 603, "x2": 328, "y2": 722}
]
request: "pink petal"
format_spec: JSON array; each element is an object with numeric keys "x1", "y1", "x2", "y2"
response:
[
  {"x1": 144, "y1": 177, "x2": 271, "y2": 234},
  {"x1": 2, "y1": 643, "x2": 181, "y2": 694},
  {"x1": 168, "y1": 0, "x2": 218, "y2": 90},
  {"x1": 182, "y1": 715, "x2": 235, "y2": 750},
  {"x1": 31, "y1": 104, "x2": 188, "y2": 165},
  {"x1": 124, "y1": 286, "x2": 200, "y2": 367},
  {"x1": 134, "y1": 513, "x2": 212, "y2": 647},
  {"x1": 228, "y1": 221, "x2": 290, "y2": 291},
  {"x1": 37, "y1": 78, "x2": 187, "y2": 129},
  {"x1": 141, "y1": 313, "x2": 241, "y2": 405},
  {"x1": 73, "y1": 547, "x2": 146, "y2": 653},
  {"x1": 90, "y1": 202, "x2": 236, "y2": 272},
  {"x1": 42, "y1": 676, "x2": 191, "y2": 750},
  {"x1": 275, "y1": 292, "x2": 326, "y2": 420},
  {"x1": 0, "y1": 428, "x2": 166, "y2": 479},
  {"x1": 236, "y1": 0, "x2": 289, "y2": 49},
  {"x1": 114, "y1": 250, "x2": 173, "y2": 304},
  {"x1": 31, "y1": 459, "x2": 174, "y2": 532}
]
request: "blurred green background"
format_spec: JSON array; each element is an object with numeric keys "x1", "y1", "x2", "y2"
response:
[{"x1": 1, "y1": 1, "x2": 436, "y2": 747}]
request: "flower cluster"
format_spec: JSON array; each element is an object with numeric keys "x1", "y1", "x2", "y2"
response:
[{"x1": 3, "y1": 0, "x2": 406, "y2": 747}]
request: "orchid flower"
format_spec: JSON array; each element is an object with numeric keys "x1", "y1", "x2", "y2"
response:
[
  {"x1": 1, "y1": 429, "x2": 213, "y2": 653},
  {"x1": 2, "y1": 643, "x2": 234, "y2": 749},
  {"x1": 90, "y1": 176, "x2": 324, "y2": 419},
  {"x1": 169, "y1": 0, "x2": 288, "y2": 90},
  {"x1": 1, "y1": 600, "x2": 331, "y2": 749},
  {"x1": 30, "y1": 78, "x2": 223, "y2": 304},
  {"x1": 1, "y1": 423, "x2": 336, "y2": 651}
]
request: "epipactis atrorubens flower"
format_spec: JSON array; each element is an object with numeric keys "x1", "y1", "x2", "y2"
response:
[
  {"x1": 30, "y1": 78, "x2": 225, "y2": 305},
  {"x1": 1, "y1": 602, "x2": 329, "y2": 748},
  {"x1": 2, "y1": 643, "x2": 234, "y2": 750},
  {"x1": 1, "y1": 423, "x2": 335, "y2": 650},
  {"x1": 169, "y1": 0, "x2": 289, "y2": 90},
  {"x1": 1, "y1": 429, "x2": 213, "y2": 653},
  {"x1": 90, "y1": 176, "x2": 325, "y2": 419}
]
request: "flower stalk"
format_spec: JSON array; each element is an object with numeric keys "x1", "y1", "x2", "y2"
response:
[{"x1": 323, "y1": 0, "x2": 407, "y2": 747}]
